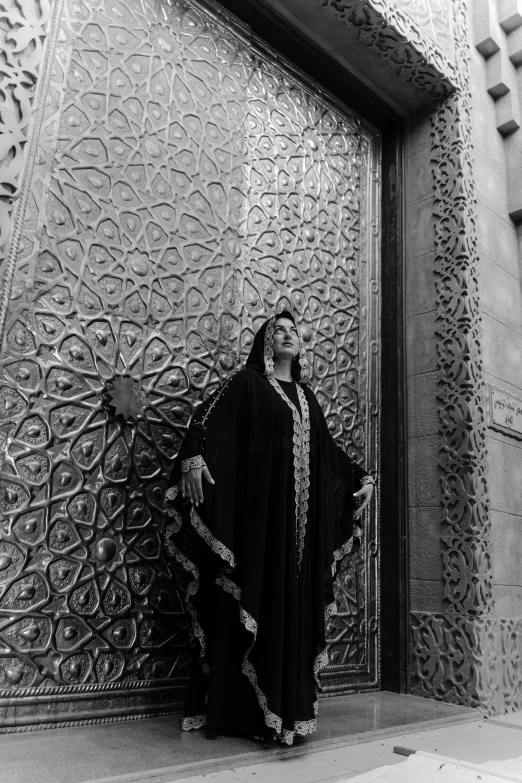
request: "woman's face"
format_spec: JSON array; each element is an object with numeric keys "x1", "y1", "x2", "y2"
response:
[{"x1": 272, "y1": 317, "x2": 300, "y2": 361}]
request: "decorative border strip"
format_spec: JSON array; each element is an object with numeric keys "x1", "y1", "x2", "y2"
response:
[
  {"x1": 411, "y1": 614, "x2": 522, "y2": 715},
  {"x1": 370, "y1": 0, "x2": 454, "y2": 63},
  {"x1": 0, "y1": 677, "x2": 187, "y2": 701},
  {"x1": 0, "y1": 0, "x2": 64, "y2": 345},
  {"x1": 267, "y1": 377, "x2": 311, "y2": 574},
  {"x1": 0, "y1": 1, "x2": 50, "y2": 280},
  {"x1": 408, "y1": 0, "x2": 514, "y2": 716},
  {"x1": 432, "y1": 0, "x2": 492, "y2": 618},
  {"x1": 0, "y1": 707, "x2": 181, "y2": 735},
  {"x1": 310, "y1": 0, "x2": 456, "y2": 101}
]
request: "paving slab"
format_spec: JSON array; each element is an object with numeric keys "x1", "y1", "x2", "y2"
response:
[
  {"x1": 171, "y1": 714, "x2": 522, "y2": 783},
  {"x1": 0, "y1": 692, "x2": 475, "y2": 783}
]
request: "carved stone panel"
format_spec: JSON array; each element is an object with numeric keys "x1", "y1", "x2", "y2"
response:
[
  {"x1": 382, "y1": 0, "x2": 454, "y2": 57},
  {"x1": 0, "y1": 0, "x2": 380, "y2": 724},
  {"x1": 0, "y1": 0, "x2": 50, "y2": 275}
]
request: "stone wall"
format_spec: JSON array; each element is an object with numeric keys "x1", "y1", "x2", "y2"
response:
[
  {"x1": 471, "y1": 2, "x2": 522, "y2": 620},
  {"x1": 376, "y1": 0, "x2": 455, "y2": 60},
  {"x1": 407, "y1": 0, "x2": 522, "y2": 714},
  {"x1": 405, "y1": 106, "x2": 443, "y2": 616}
]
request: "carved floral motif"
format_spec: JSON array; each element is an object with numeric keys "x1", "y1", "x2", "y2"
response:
[
  {"x1": 0, "y1": 1, "x2": 50, "y2": 268},
  {"x1": 311, "y1": 0, "x2": 456, "y2": 99}
]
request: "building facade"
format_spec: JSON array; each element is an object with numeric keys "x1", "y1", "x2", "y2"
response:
[{"x1": 0, "y1": 0, "x2": 520, "y2": 730}]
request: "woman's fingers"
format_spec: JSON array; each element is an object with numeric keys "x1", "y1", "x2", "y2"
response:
[
  {"x1": 187, "y1": 474, "x2": 200, "y2": 505},
  {"x1": 353, "y1": 486, "x2": 371, "y2": 498},
  {"x1": 182, "y1": 466, "x2": 215, "y2": 507},
  {"x1": 360, "y1": 491, "x2": 372, "y2": 509},
  {"x1": 353, "y1": 484, "x2": 374, "y2": 518},
  {"x1": 195, "y1": 472, "x2": 204, "y2": 505},
  {"x1": 182, "y1": 469, "x2": 204, "y2": 506},
  {"x1": 182, "y1": 471, "x2": 198, "y2": 504},
  {"x1": 202, "y1": 466, "x2": 215, "y2": 485},
  {"x1": 184, "y1": 476, "x2": 194, "y2": 504}
]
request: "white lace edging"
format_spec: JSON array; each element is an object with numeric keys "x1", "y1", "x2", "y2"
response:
[
  {"x1": 182, "y1": 714, "x2": 207, "y2": 731},
  {"x1": 215, "y1": 571, "x2": 241, "y2": 601},
  {"x1": 297, "y1": 341, "x2": 312, "y2": 384},
  {"x1": 164, "y1": 528, "x2": 209, "y2": 675},
  {"x1": 263, "y1": 316, "x2": 276, "y2": 377},
  {"x1": 280, "y1": 718, "x2": 317, "y2": 746},
  {"x1": 332, "y1": 536, "x2": 354, "y2": 577},
  {"x1": 181, "y1": 455, "x2": 206, "y2": 472},
  {"x1": 166, "y1": 485, "x2": 179, "y2": 501},
  {"x1": 268, "y1": 377, "x2": 310, "y2": 573},
  {"x1": 189, "y1": 505, "x2": 236, "y2": 568},
  {"x1": 173, "y1": 503, "x2": 327, "y2": 746},
  {"x1": 165, "y1": 506, "x2": 182, "y2": 529},
  {"x1": 171, "y1": 464, "x2": 363, "y2": 741},
  {"x1": 189, "y1": 507, "x2": 312, "y2": 744},
  {"x1": 331, "y1": 523, "x2": 363, "y2": 576},
  {"x1": 315, "y1": 525, "x2": 365, "y2": 694}
]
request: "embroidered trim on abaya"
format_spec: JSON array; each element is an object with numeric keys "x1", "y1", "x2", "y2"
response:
[
  {"x1": 178, "y1": 505, "x2": 323, "y2": 743},
  {"x1": 166, "y1": 312, "x2": 370, "y2": 746},
  {"x1": 268, "y1": 377, "x2": 310, "y2": 573}
]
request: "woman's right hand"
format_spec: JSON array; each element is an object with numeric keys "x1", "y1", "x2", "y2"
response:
[{"x1": 181, "y1": 465, "x2": 215, "y2": 506}]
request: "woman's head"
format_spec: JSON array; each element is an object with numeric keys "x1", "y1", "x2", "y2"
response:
[
  {"x1": 272, "y1": 315, "x2": 300, "y2": 363},
  {"x1": 245, "y1": 309, "x2": 311, "y2": 384}
]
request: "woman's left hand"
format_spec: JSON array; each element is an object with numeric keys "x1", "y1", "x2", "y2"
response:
[{"x1": 353, "y1": 483, "x2": 374, "y2": 519}]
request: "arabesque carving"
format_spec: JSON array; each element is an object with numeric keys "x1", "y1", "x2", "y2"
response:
[
  {"x1": 380, "y1": 0, "x2": 453, "y2": 56},
  {"x1": 411, "y1": 613, "x2": 479, "y2": 706},
  {"x1": 410, "y1": 0, "x2": 522, "y2": 716},
  {"x1": 432, "y1": 0, "x2": 492, "y2": 619},
  {"x1": 410, "y1": 0, "x2": 491, "y2": 703},
  {"x1": 0, "y1": 1, "x2": 50, "y2": 277},
  {"x1": 411, "y1": 613, "x2": 522, "y2": 714},
  {"x1": 0, "y1": 0, "x2": 380, "y2": 727},
  {"x1": 311, "y1": 0, "x2": 455, "y2": 100}
]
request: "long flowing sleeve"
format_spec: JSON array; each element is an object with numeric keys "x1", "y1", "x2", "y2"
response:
[
  {"x1": 167, "y1": 381, "x2": 231, "y2": 487},
  {"x1": 339, "y1": 445, "x2": 373, "y2": 488},
  {"x1": 301, "y1": 386, "x2": 375, "y2": 580}
]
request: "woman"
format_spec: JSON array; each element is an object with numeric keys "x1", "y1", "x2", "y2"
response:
[{"x1": 165, "y1": 311, "x2": 375, "y2": 745}]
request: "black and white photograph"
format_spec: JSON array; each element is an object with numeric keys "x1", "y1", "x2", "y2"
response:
[{"x1": 0, "y1": 0, "x2": 521, "y2": 781}]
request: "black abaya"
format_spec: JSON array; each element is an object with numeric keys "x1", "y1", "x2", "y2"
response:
[{"x1": 166, "y1": 314, "x2": 368, "y2": 744}]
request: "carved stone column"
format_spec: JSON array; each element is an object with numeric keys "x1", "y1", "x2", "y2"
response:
[{"x1": 410, "y1": 0, "x2": 520, "y2": 715}]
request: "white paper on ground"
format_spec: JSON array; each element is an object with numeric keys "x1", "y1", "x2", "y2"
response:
[
  {"x1": 480, "y1": 758, "x2": 522, "y2": 779},
  {"x1": 336, "y1": 754, "x2": 522, "y2": 782}
]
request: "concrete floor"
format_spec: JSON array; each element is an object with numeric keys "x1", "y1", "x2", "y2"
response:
[
  {"x1": 0, "y1": 692, "x2": 475, "y2": 783},
  {"x1": 171, "y1": 716, "x2": 522, "y2": 783}
]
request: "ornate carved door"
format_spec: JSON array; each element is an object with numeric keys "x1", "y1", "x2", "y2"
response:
[{"x1": 0, "y1": 0, "x2": 380, "y2": 726}]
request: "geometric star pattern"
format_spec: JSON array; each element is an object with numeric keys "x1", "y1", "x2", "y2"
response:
[{"x1": 0, "y1": 0, "x2": 378, "y2": 699}]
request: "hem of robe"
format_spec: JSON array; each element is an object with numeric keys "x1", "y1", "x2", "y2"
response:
[{"x1": 166, "y1": 485, "x2": 361, "y2": 747}]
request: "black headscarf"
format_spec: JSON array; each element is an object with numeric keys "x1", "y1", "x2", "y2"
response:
[{"x1": 245, "y1": 310, "x2": 311, "y2": 384}]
